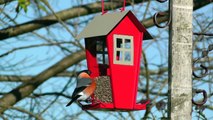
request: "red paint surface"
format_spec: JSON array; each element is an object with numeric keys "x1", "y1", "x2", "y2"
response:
[{"x1": 107, "y1": 14, "x2": 142, "y2": 109}]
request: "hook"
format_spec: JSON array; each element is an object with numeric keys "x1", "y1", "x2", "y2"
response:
[
  {"x1": 153, "y1": 12, "x2": 171, "y2": 28},
  {"x1": 101, "y1": 0, "x2": 107, "y2": 15},
  {"x1": 153, "y1": 0, "x2": 171, "y2": 28},
  {"x1": 193, "y1": 58, "x2": 208, "y2": 78},
  {"x1": 192, "y1": 89, "x2": 207, "y2": 106},
  {"x1": 120, "y1": 0, "x2": 126, "y2": 12}
]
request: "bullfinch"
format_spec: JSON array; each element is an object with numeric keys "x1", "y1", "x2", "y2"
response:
[{"x1": 66, "y1": 70, "x2": 96, "y2": 107}]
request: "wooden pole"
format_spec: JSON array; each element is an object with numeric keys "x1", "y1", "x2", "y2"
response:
[{"x1": 168, "y1": 0, "x2": 193, "y2": 119}]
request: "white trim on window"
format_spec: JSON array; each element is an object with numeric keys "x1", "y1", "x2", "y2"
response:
[{"x1": 113, "y1": 34, "x2": 134, "y2": 65}]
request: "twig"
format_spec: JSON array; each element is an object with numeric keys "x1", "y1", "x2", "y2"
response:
[
  {"x1": 193, "y1": 33, "x2": 213, "y2": 36},
  {"x1": 0, "y1": 42, "x2": 72, "y2": 58}
]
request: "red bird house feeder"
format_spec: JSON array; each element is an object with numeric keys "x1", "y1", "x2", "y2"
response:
[{"x1": 76, "y1": 10, "x2": 153, "y2": 110}]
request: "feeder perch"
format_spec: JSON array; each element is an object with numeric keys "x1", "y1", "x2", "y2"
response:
[{"x1": 76, "y1": 10, "x2": 153, "y2": 110}]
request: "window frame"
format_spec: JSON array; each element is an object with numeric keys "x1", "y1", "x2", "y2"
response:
[{"x1": 113, "y1": 34, "x2": 134, "y2": 65}]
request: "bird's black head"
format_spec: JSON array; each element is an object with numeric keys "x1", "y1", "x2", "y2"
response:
[{"x1": 76, "y1": 70, "x2": 91, "y2": 76}]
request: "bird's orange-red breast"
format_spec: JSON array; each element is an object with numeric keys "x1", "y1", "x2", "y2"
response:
[{"x1": 82, "y1": 78, "x2": 96, "y2": 97}]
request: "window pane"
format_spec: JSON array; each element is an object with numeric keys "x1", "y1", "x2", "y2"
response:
[
  {"x1": 104, "y1": 47, "x2": 107, "y2": 52},
  {"x1": 116, "y1": 51, "x2": 123, "y2": 61},
  {"x1": 116, "y1": 38, "x2": 123, "y2": 48},
  {"x1": 96, "y1": 40, "x2": 103, "y2": 51},
  {"x1": 97, "y1": 54, "x2": 103, "y2": 64},
  {"x1": 125, "y1": 39, "x2": 131, "y2": 49},
  {"x1": 104, "y1": 54, "x2": 109, "y2": 64},
  {"x1": 124, "y1": 51, "x2": 131, "y2": 62}
]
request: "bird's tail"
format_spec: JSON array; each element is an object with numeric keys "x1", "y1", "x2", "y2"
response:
[{"x1": 66, "y1": 95, "x2": 80, "y2": 107}]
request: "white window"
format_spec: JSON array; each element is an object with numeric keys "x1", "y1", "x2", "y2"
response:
[{"x1": 113, "y1": 34, "x2": 134, "y2": 65}]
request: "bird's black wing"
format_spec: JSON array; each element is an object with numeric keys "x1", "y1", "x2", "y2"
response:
[
  {"x1": 66, "y1": 86, "x2": 88, "y2": 107},
  {"x1": 71, "y1": 86, "x2": 87, "y2": 98},
  {"x1": 66, "y1": 95, "x2": 81, "y2": 107}
]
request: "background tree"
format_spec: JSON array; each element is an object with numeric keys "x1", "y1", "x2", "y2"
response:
[{"x1": 0, "y1": 0, "x2": 212, "y2": 119}]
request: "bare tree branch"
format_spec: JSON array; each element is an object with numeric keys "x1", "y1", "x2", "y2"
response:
[
  {"x1": 0, "y1": 70, "x2": 76, "y2": 82},
  {"x1": 0, "y1": 0, "x2": 144, "y2": 40},
  {"x1": 0, "y1": 42, "x2": 72, "y2": 58},
  {"x1": 1, "y1": 63, "x2": 212, "y2": 82},
  {"x1": 0, "y1": 0, "x2": 14, "y2": 5},
  {"x1": 32, "y1": 92, "x2": 70, "y2": 99},
  {"x1": 0, "y1": 50, "x2": 85, "y2": 114},
  {"x1": 9, "y1": 107, "x2": 43, "y2": 120},
  {"x1": 0, "y1": 0, "x2": 210, "y2": 40}
]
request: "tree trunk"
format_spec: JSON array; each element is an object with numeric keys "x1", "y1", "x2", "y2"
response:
[{"x1": 168, "y1": 0, "x2": 193, "y2": 119}]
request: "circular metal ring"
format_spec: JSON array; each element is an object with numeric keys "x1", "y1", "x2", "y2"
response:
[
  {"x1": 153, "y1": 12, "x2": 171, "y2": 28},
  {"x1": 193, "y1": 59, "x2": 208, "y2": 78},
  {"x1": 192, "y1": 89, "x2": 207, "y2": 106},
  {"x1": 156, "y1": 0, "x2": 168, "y2": 3}
]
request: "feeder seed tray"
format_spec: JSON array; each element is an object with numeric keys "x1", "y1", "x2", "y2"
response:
[{"x1": 94, "y1": 76, "x2": 112, "y2": 103}]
